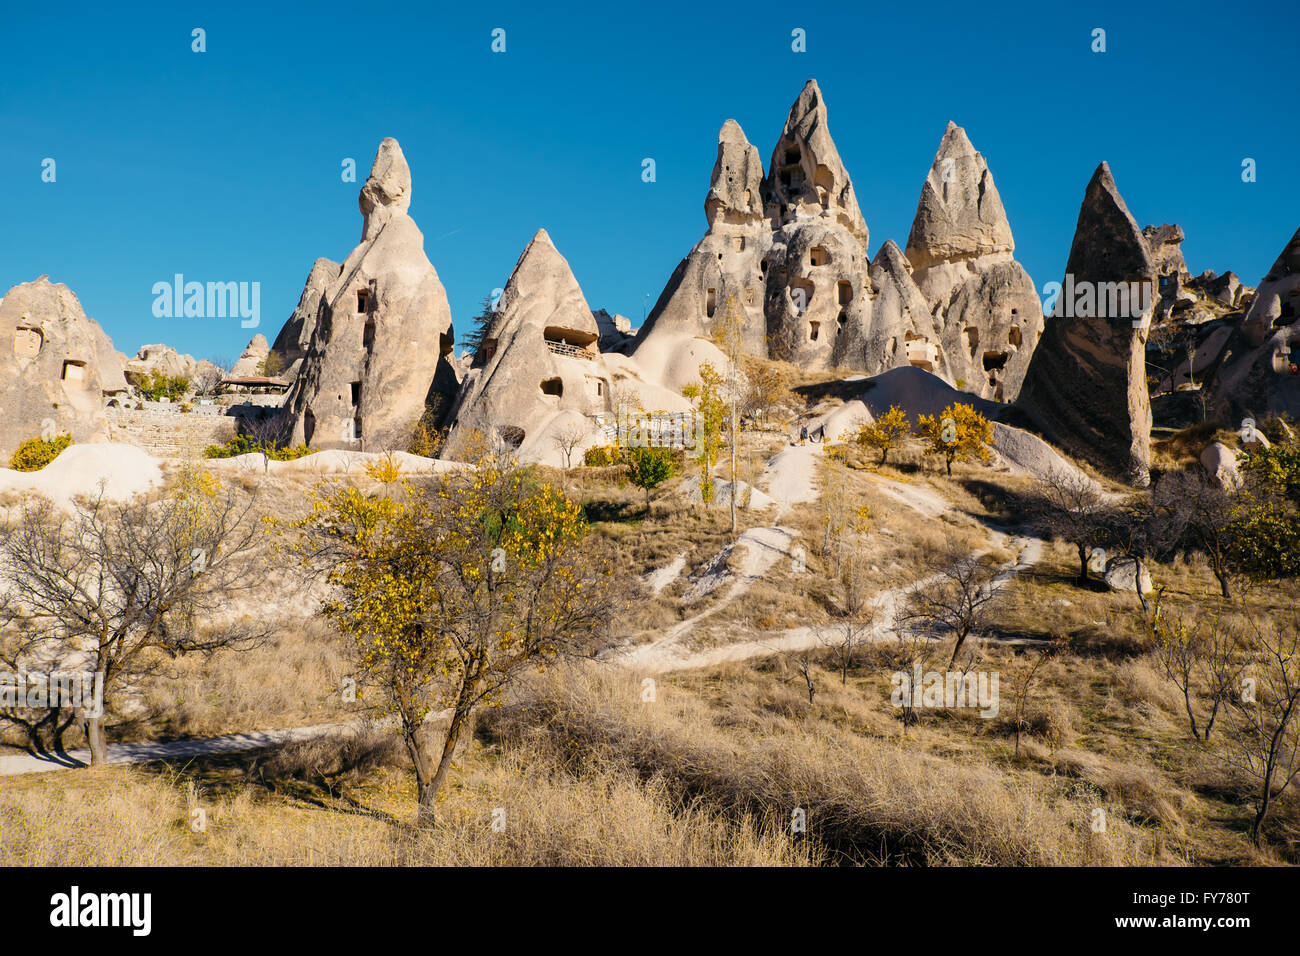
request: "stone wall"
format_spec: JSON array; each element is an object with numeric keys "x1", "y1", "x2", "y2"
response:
[{"x1": 105, "y1": 404, "x2": 237, "y2": 459}]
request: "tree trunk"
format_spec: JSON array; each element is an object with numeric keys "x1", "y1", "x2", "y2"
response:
[
  {"x1": 86, "y1": 716, "x2": 108, "y2": 766},
  {"x1": 729, "y1": 397, "x2": 738, "y2": 538},
  {"x1": 428, "y1": 707, "x2": 468, "y2": 812}
]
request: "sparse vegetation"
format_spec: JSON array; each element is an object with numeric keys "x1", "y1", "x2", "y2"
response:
[{"x1": 8, "y1": 433, "x2": 72, "y2": 471}]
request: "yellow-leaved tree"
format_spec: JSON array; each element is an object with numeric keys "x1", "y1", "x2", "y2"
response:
[
  {"x1": 289, "y1": 454, "x2": 612, "y2": 825},
  {"x1": 681, "y1": 363, "x2": 726, "y2": 505},
  {"x1": 856, "y1": 405, "x2": 910, "y2": 465},
  {"x1": 916, "y1": 402, "x2": 995, "y2": 476}
]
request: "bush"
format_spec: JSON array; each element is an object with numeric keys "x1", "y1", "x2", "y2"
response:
[
  {"x1": 584, "y1": 445, "x2": 623, "y2": 467},
  {"x1": 135, "y1": 370, "x2": 190, "y2": 402},
  {"x1": 9, "y1": 434, "x2": 73, "y2": 471},
  {"x1": 203, "y1": 435, "x2": 311, "y2": 461}
]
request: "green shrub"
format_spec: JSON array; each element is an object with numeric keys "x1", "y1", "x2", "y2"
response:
[
  {"x1": 583, "y1": 445, "x2": 623, "y2": 467},
  {"x1": 204, "y1": 435, "x2": 312, "y2": 461},
  {"x1": 136, "y1": 370, "x2": 190, "y2": 402},
  {"x1": 9, "y1": 434, "x2": 73, "y2": 471}
]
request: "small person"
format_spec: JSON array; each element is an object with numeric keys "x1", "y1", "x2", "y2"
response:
[{"x1": 799, "y1": 425, "x2": 808, "y2": 445}]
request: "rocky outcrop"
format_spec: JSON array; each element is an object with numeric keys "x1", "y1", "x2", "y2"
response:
[
  {"x1": 270, "y1": 257, "x2": 339, "y2": 376},
  {"x1": 0, "y1": 276, "x2": 117, "y2": 454},
  {"x1": 278, "y1": 138, "x2": 458, "y2": 451},
  {"x1": 230, "y1": 333, "x2": 270, "y2": 377},
  {"x1": 1016, "y1": 162, "x2": 1155, "y2": 486},
  {"x1": 444, "y1": 229, "x2": 613, "y2": 462},
  {"x1": 904, "y1": 122, "x2": 1043, "y2": 401},
  {"x1": 833, "y1": 240, "x2": 944, "y2": 377},
  {"x1": 125, "y1": 344, "x2": 221, "y2": 385},
  {"x1": 762, "y1": 81, "x2": 872, "y2": 368},
  {"x1": 632, "y1": 119, "x2": 772, "y2": 356},
  {"x1": 1208, "y1": 226, "x2": 1300, "y2": 421}
]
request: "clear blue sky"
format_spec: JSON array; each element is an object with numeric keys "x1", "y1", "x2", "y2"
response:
[{"x1": 2, "y1": 0, "x2": 1295, "y2": 363}]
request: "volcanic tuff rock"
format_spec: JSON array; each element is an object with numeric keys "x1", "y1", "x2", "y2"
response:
[
  {"x1": 0, "y1": 276, "x2": 118, "y2": 455},
  {"x1": 270, "y1": 257, "x2": 339, "y2": 376},
  {"x1": 230, "y1": 333, "x2": 270, "y2": 377},
  {"x1": 1016, "y1": 162, "x2": 1155, "y2": 486},
  {"x1": 1209, "y1": 226, "x2": 1300, "y2": 421},
  {"x1": 443, "y1": 229, "x2": 613, "y2": 462},
  {"x1": 278, "y1": 138, "x2": 457, "y2": 451},
  {"x1": 834, "y1": 240, "x2": 946, "y2": 378},
  {"x1": 124, "y1": 344, "x2": 221, "y2": 388},
  {"x1": 904, "y1": 122, "x2": 1043, "y2": 401}
]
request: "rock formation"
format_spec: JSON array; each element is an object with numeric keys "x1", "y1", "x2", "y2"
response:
[
  {"x1": 762, "y1": 80, "x2": 872, "y2": 368},
  {"x1": 444, "y1": 229, "x2": 614, "y2": 461},
  {"x1": 125, "y1": 344, "x2": 221, "y2": 385},
  {"x1": 0, "y1": 276, "x2": 119, "y2": 455},
  {"x1": 278, "y1": 138, "x2": 458, "y2": 451},
  {"x1": 230, "y1": 333, "x2": 270, "y2": 377},
  {"x1": 833, "y1": 240, "x2": 946, "y2": 378},
  {"x1": 904, "y1": 122, "x2": 1044, "y2": 401},
  {"x1": 270, "y1": 257, "x2": 339, "y2": 378},
  {"x1": 1016, "y1": 162, "x2": 1155, "y2": 485},
  {"x1": 1208, "y1": 226, "x2": 1300, "y2": 421}
]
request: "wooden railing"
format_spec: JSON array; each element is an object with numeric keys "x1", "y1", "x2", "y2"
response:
[{"x1": 545, "y1": 339, "x2": 595, "y2": 360}]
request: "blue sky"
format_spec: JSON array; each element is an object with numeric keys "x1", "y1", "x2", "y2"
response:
[{"x1": 1, "y1": 0, "x2": 1295, "y2": 363}]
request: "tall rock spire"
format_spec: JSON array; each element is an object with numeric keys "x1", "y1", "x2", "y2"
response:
[
  {"x1": 1016, "y1": 162, "x2": 1155, "y2": 485},
  {"x1": 902, "y1": 121, "x2": 1043, "y2": 402}
]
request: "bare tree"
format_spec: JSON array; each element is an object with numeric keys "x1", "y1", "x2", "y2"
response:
[
  {"x1": 1031, "y1": 468, "x2": 1111, "y2": 585},
  {"x1": 0, "y1": 473, "x2": 272, "y2": 764},
  {"x1": 551, "y1": 422, "x2": 588, "y2": 474},
  {"x1": 901, "y1": 549, "x2": 1003, "y2": 668},
  {"x1": 1150, "y1": 602, "x2": 1247, "y2": 743},
  {"x1": 191, "y1": 364, "x2": 224, "y2": 399},
  {"x1": 1007, "y1": 636, "x2": 1068, "y2": 758},
  {"x1": 1221, "y1": 616, "x2": 1300, "y2": 845},
  {"x1": 820, "y1": 556, "x2": 875, "y2": 684},
  {"x1": 1152, "y1": 468, "x2": 1240, "y2": 600}
]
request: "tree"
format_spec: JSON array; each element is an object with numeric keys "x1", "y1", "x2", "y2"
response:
[
  {"x1": 916, "y1": 402, "x2": 995, "y2": 477},
  {"x1": 1220, "y1": 616, "x2": 1300, "y2": 845},
  {"x1": 711, "y1": 294, "x2": 746, "y2": 538},
  {"x1": 681, "y1": 364, "x2": 725, "y2": 506},
  {"x1": 258, "y1": 350, "x2": 287, "y2": 378},
  {"x1": 191, "y1": 364, "x2": 224, "y2": 398},
  {"x1": 743, "y1": 359, "x2": 788, "y2": 427},
  {"x1": 1149, "y1": 601, "x2": 1246, "y2": 743},
  {"x1": 289, "y1": 455, "x2": 612, "y2": 824},
  {"x1": 900, "y1": 549, "x2": 1003, "y2": 668},
  {"x1": 1229, "y1": 442, "x2": 1300, "y2": 580},
  {"x1": 1007, "y1": 636, "x2": 1068, "y2": 758},
  {"x1": 0, "y1": 467, "x2": 270, "y2": 764},
  {"x1": 856, "y1": 405, "x2": 910, "y2": 466},
  {"x1": 625, "y1": 445, "x2": 675, "y2": 512},
  {"x1": 459, "y1": 293, "x2": 498, "y2": 356},
  {"x1": 1152, "y1": 468, "x2": 1240, "y2": 599},
  {"x1": 819, "y1": 460, "x2": 869, "y2": 578},
  {"x1": 1031, "y1": 468, "x2": 1111, "y2": 585},
  {"x1": 820, "y1": 556, "x2": 875, "y2": 684},
  {"x1": 551, "y1": 422, "x2": 588, "y2": 477}
]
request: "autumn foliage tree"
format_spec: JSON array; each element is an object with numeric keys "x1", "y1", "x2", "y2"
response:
[
  {"x1": 916, "y1": 403, "x2": 995, "y2": 477},
  {"x1": 681, "y1": 363, "x2": 726, "y2": 505},
  {"x1": 290, "y1": 455, "x2": 612, "y2": 825},
  {"x1": 856, "y1": 405, "x2": 910, "y2": 465}
]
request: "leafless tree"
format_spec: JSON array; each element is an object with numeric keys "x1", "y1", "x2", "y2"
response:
[
  {"x1": 1220, "y1": 616, "x2": 1300, "y2": 845},
  {"x1": 0, "y1": 476, "x2": 272, "y2": 765},
  {"x1": 551, "y1": 422, "x2": 588, "y2": 473},
  {"x1": 191, "y1": 364, "x2": 224, "y2": 399},
  {"x1": 900, "y1": 549, "x2": 1003, "y2": 668},
  {"x1": 1030, "y1": 468, "x2": 1111, "y2": 585},
  {"x1": 820, "y1": 557, "x2": 875, "y2": 684},
  {"x1": 1149, "y1": 602, "x2": 1247, "y2": 743},
  {"x1": 1152, "y1": 468, "x2": 1240, "y2": 600}
]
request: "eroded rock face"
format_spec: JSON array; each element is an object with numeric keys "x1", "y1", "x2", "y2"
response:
[
  {"x1": 1016, "y1": 162, "x2": 1154, "y2": 486},
  {"x1": 833, "y1": 240, "x2": 944, "y2": 377},
  {"x1": 444, "y1": 229, "x2": 613, "y2": 461},
  {"x1": 124, "y1": 344, "x2": 222, "y2": 388},
  {"x1": 763, "y1": 80, "x2": 872, "y2": 368},
  {"x1": 270, "y1": 257, "x2": 339, "y2": 373},
  {"x1": 904, "y1": 122, "x2": 1043, "y2": 401},
  {"x1": 230, "y1": 334, "x2": 269, "y2": 377},
  {"x1": 1209, "y1": 226, "x2": 1300, "y2": 421},
  {"x1": 633, "y1": 119, "x2": 772, "y2": 356},
  {"x1": 0, "y1": 276, "x2": 116, "y2": 454},
  {"x1": 278, "y1": 138, "x2": 457, "y2": 451}
]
